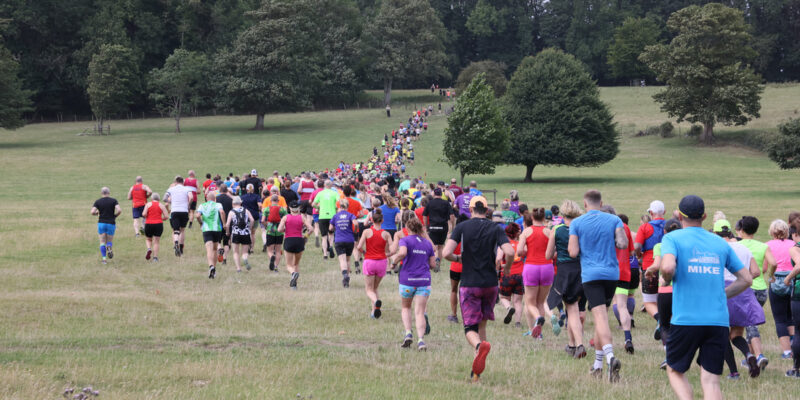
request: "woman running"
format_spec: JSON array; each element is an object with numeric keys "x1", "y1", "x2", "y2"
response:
[
  {"x1": 378, "y1": 194, "x2": 400, "y2": 238},
  {"x1": 765, "y1": 219, "x2": 797, "y2": 359},
  {"x1": 499, "y1": 223, "x2": 524, "y2": 326},
  {"x1": 142, "y1": 193, "x2": 168, "y2": 262},
  {"x1": 447, "y1": 214, "x2": 468, "y2": 324},
  {"x1": 357, "y1": 209, "x2": 392, "y2": 318},
  {"x1": 278, "y1": 201, "x2": 313, "y2": 289},
  {"x1": 517, "y1": 208, "x2": 554, "y2": 339},
  {"x1": 784, "y1": 224, "x2": 800, "y2": 377},
  {"x1": 391, "y1": 217, "x2": 435, "y2": 351},
  {"x1": 225, "y1": 197, "x2": 255, "y2": 273}
]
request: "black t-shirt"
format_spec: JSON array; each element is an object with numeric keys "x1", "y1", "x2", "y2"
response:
[
  {"x1": 423, "y1": 198, "x2": 453, "y2": 227},
  {"x1": 93, "y1": 197, "x2": 119, "y2": 224},
  {"x1": 281, "y1": 188, "x2": 299, "y2": 205},
  {"x1": 449, "y1": 218, "x2": 509, "y2": 288},
  {"x1": 244, "y1": 177, "x2": 262, "y2": 193},
  {"x1": 216, "y1": 193, "x2": 233, "y2": 215}
]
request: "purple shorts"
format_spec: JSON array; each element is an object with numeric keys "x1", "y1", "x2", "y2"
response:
[
  {"x1": 522, "y1": 263, "x2": 554, "y2": 287},
  {"x1": 363, "y1": 259, "x2": 387, "y2": 277},
  {"x1": 459, "y1": 286, "x2": 499, "y2": 326}
]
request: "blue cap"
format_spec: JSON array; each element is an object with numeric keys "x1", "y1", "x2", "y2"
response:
[{"x1": 678, "y1": 195, "x2": 704, "y2": 220}]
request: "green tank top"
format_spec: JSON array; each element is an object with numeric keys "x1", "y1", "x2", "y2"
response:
[
  {"x1": 554, "y1": 224, "x2": 578, "y2": 264},
  {"x1": 739, "y1": 239, "x2": 767, "y2": 291}
]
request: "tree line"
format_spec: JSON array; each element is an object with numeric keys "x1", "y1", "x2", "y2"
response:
[{"x1": 1, "y1": 0, "x2": 800, "y2": 130}]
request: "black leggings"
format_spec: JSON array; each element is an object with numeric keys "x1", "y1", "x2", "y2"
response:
[
  {"x1": 770, "y1": 288, "x2": 794, "y2": 338},
  {"x1": 792, "y1": 300, "x2": 800, "y2": 370},
  {"x1": 657, "y1": 292, "x2": 672, "y2": 345}
]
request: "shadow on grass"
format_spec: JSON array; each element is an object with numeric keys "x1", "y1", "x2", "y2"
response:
[
  {"x1": 0, "y1": 141, "x2": 56, "y2": 150},
  {"x1": 488, "y1": 175, "x2": 665, "y2": 185}
]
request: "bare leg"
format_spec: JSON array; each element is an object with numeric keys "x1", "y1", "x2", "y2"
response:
[
  {"x1": 338, "y1": 253, "x2": 349, "y2": 272},
  {"x1": 401, "y1": 297, "x2": 413, "y2": 332},
  {"x1": 450, "y1": 279, "x2": 459, "y2": 317},
  {"x1": 524, "y1": 286, "x2": 541, "y2": 330},
  {"x1": 699, "y1": 367, "x2": 722, "y2": 400},
  {"x1": 204, "y1": 241, "x2": 216, "y2": 266},
  {"x1": 591, "y1": 305, "x2": 613, "y2": 348},
  {"x1": 364, "y1": 276, "x2": 377, "y2": 303},
  {"x1": 513, "y1": 294, "x2": 523, "y2": 323},
  {"x1": 644, "y1": 302, "x2": 658, "y2": 318},
  {"x1": 232, "y1": 243, "x2": 242, "y2": 271},
  {"x1": 614, "y1": 294, "x2": 632, "y2": 331},
  {"x1": 152, "y1": 237, "x2": 160, "y2": 258},
  {"x1": 667, "y1": 368, "x2": 694, "y2": 400},
  {"x1": 566, "y1": 302, "x2": 583, "y2": 346},
  {"x1": 415, "y1": 296, "x2": 429, "y2": 339}
]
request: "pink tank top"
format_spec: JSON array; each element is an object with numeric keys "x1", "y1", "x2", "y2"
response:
[
  {"x1": 767, "y1": 239, "x2": 796, "y2": 272},
  {"x1": 284, "y1": 214, "x2": 304, "y2": 238}
]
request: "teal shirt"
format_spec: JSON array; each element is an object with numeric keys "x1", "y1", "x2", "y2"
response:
[{"x1": 198, "y1": 201, "x2": 223, "y2": 232}]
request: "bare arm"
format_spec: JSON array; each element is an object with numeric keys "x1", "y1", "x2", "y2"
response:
[
  {"x1": 91, "y1": 207, "x2": 98, "y2": 216},
  {"x1": 428, "y1": 255, "x2": 436, "y2": 270},
  {"x1": 500, "y1": 242, "x2": 514, "y2": 276},
  {"x1": 544, "y1": 228, "x2": 557, "y2": 261},
  {"x1": 277, "y1": 215, "x2": 287, "y2": 233},
  {"x1": 144, "y1": 185, "x2": 152, "y2": 197},
  {"x1": 442, "y1": 239, "x2": 458, "y2": 261},
  {"x1": 356, "y1": 229, "x2": 369, "y2": 252},
  {"x1": 392, "y1": 245, "x2": 408, "y2": 265},
  {"x1": 160, "y1": 204, "x2": 169, "y2": 220},
  {"x1": 614, "y1": 227, "x2": 628, "y2": 249},
  {"x1": 127, "y1": 187, "x2": 133, "y2": 200},
  {"x1": 645, "y1": 255, "x2": 662, "y2": 278},
  {"x1": 747, "y1": 256, "x2": 760, "y2": 279},
  {"x1": 516, "y1": 229, "x2": 529, "y2": 258},
  {"x1": 568, "y1": 235, "x2": 580, "y2": 259},
  {"x1": 225, "y1": 211, "x2": 234, "y2": 232},
  {"x1": 114, "y1": 204, "x2": 122, "y2": 217},
  {"x1": 763, "y1": 247, "x2": 777, "y2": 283},
  {"x1": 785, "y1": 247, "x2": 800, "y2": 285},
  {"x1": 634, "y1": 242, "x2": 643, "y2": 258},
  {"x1": 142, "y1": 203, "x2": 151, "y2": 218},
  {"x1": 726, "y1": 267, "x2": 753, "y2": 299},
  {"x1": 660, "y1": 253, "x2": 677, "y2": 283}
]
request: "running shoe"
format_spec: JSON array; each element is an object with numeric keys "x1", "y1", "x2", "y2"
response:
[
  {"x1": 782, "y1": 352, "x2": 793, "y2": 359},
  {"x1": 564, "y1": 345, "x2": 576, "y2": 357},
  {"x1": 262, "y1": 243, "x2": 267, "y2": 253},
  {"x1": 152, "y1": 257, "x2": 159, "y2": 263},
  {"x1": 531, "y1": 319, "x2": 543, "y2": 338},
  {"x1": 727, "y1": 372, "x2": 740, "y2": 380},
  {"x1": 653, "y1": 322, "x2": 661, "y2": 341},
  {"x1": 245, "y1": 259, "x2": 251, "y2": 271},
  {"x1": 515, "y1": 322, "x2": 522, "y2": 329},
  {"x1": 354, "y1": 261, "x2": 361, "y2": 274},
  {"x1": 559, "y1": 312, "x2": 567, "y2": 327},
  {"x1": 434, "y1": 258, "x2": 440, "y2": 273},
  {"x1": 523, "y1": 331, "x2": 532, "y2": 336},
  {"x1": 145, "y1": 249, "x2": 152, "y2": 260},
  {"x1": 590, "y1": 367, "x2": 603, "y2": 378},
  {"x1": 608, "y1": 357, "x2": 621, "y2": 383},
  {"x1": 757, "y1": 354, "x2": 768, "y2": 371},
  {"x1": 222, "y1": 259, "x2": 227, "y2": 265},
  {"x1": 574, "y1": 345, "x2": 587, "y2": 359},
  {"x1": 589, "y1": 338, "x2": 595, "y2": 347},
  {"x1": 425, "y1": 313, "x2": 431, "y2": 335},
  {"x1": 746, "y1": 354, "x2": 760, "y2": 378},
  {"x1": 447, "y1": 315, "x2": 458, "y2": 324},
  {"x1": 342, "y1": 273, "x2": 350, "y2": 288},
  {"x1": 174, "y1": 242, "x2": 181, "y2": 257},
  {"x1": 269, "y1": 255, "x2": 276, "y2": 271},
  {"x1": 630, "y1": 318, "x2": 635, "y2": 328},
  {"x1": 660, "y1": 359, "x2": 667, "y2": 370},
  {"x1": 217, "y1": 248, "x2": 224, "y2": 263},
  {"x1": 786, "y1": 369, "x2": 800, "y2": 378},
  {"x1": 188, "y1": 222, "x2": 193, "y2": 229},
  {"x1": 139, "y1": 226, "x2": 145, "y2": 235},
  {"x1": 624, "y1": 339, "x2": 634, "y2": 355},
  {"x1": 503, "y1": 307, "x2": 515, "y2": 324},
  {"x1": 418, "y1": 340, "x2": 427, "y2": 352},
  {"x1": 472, "y1": 341, "x2": 491, "y2": 376},
  {"x1": 208, "y1": 265, "x2": 216, "y2": 279},
  {"x1": 401, "y1": 333, "x2": 413, "y2": 348},
  {"x1": 470, "y1": 371, "x2": 480, "y2": 383},
  {"x1": 290, "y1": 272, "x2": 299, "y2": 288},
  {"x1": 373, "y1": 300, "x2": 382, "y2": 319},
  {"x1": 101, "y1": 259, "x2": 107, "y2": 265},
  {"x1": 107, "y1": 246, "x2": 113, "y2": 259},
  {"x1": 551, "y1": 314, "x2": 561, "y2": 336}
]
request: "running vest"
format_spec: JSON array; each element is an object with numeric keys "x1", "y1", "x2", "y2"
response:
[
  {"x1": 524, "y1": 226, "x2": 551, "y2": 265},
  {"x1": 267, "y1": 205, "x2": 282, "y2": 223},
  {"x1": 643, "y1": 219, "x2": 666, "y2": 251},
  {"x1": 365, "y1": 227, "x2": 388, "y2": 260},
  {"x1": 184, "y1": 178, "x2": 198, "y2": 201},
  {"x1": 299, "y1": 180, "x2": 315, "y2": 201},
  {"x1": 145, "y1": 201, "x2": 162, "y2": 224},
  {"x1": 131, "y1": 184, "x2": 147, "y2": 208},
  {"x1": 231, "y1": 208, "x2": 250, "y2": 236},
  {"x1": 284, "y1": 214, "x2": 304, "y2": 238}
]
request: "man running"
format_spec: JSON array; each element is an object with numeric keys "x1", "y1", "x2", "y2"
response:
[
  {"x1": 216, "y1": 185, "x2": 234, "y2": 265},
  {"x1": 443, "y1": 196, "x2": 515, "y2": 382},
  {"x1": 298, "y1": 173, "x2": 316, "y2": 227},
  {"x1": 127, "y1": 176, "x2": 152, "y2": 236},
  {"x1": 165, "y1": 176, "x2": 193, "y2": 256},
  {"x1": 196, "y1": 191, "x2": 226, "y2": 279},
  {"x1": 313, "y1": 180, "x2": 339, "y2": 259},
  {"x1": 184, "y1": 170, "x2": 199, "y2": 229},
  {"x1": 568, "y1": 190, "x2": 628, "y2": 382},
  {"x1": 659, "y1": 195, "x2": 752, "y2": 400},
  {"x1": 91, "y1": 187, "x2": 122, "y2": 264},
  {"x1": 423, "y1": 187, "x2": 455, "y2": 270}
]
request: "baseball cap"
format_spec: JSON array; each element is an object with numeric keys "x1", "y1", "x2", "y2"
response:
[
  {"x1": 251, "y1": 169, "x2": 258, "y2": 176},
  {"x1": 433, "y1": 188, "x2": 442, "y2": 196},
  {"x1": 678, "y1": 195, "x2": 704, "y2": 220},
  {"x1": 545, "y1": 210, "x2": 553, "y2": 219},
  {"x1": 713, "y1": 219, "x2": 731, "y2": 233},
  {"x1": 437, "y1": 180, "x2": 445, "y2": 186},
  {"x1": 469, "y1": 195, "x2": 488, "y2": 209},
  {"x1": 647, "y1": 200, "x2": 665, "y2": 214},
  {"x1": 289, "y1": 200, "x2": 300, "y2": 209}
]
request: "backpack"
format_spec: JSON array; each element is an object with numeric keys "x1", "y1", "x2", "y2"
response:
[
  {"x1": 267, "y1": 205, "x2": 282, "y2": 223},
  {"x1": 233, "y1": 209, "x2": 248, "y2": 230}
]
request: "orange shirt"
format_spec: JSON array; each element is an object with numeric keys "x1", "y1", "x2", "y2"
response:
[{"x1": 262, "y1": 196, "x2": 287, "y2": 210}]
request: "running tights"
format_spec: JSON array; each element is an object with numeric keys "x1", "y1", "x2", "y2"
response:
[
  {"x1": 770, "y1": 289, "x2": 793, "y2": 338},
  {"x1": 792, "y1": 300, "x2": 800, "y2": 369}
]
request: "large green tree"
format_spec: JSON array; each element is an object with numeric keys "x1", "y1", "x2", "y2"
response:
[
  {"x1": 86, "y1": 44, "x2": 139, "y2": 133},
  {"x1": 454, "y1": 60, "x2": 507, "y2": 98},
  {"x1": 364, "y1": 0, "x2": 449, "y2": 106},
  {"x1": 442, "y1": 73, "x2": 510, "y2": 186},
  {"x1": 503, "y1": 49, "x2": 619, "y2": 182},
  {"x1": 607, "y1": 16, "x2": 662, "y2": 82},
  {"x1": 640, "y1": 3, "x2": 763, "y2": 145},
  {"x1": 0, "y1": 32, "x2": 31, "y2": 130},
  {"x1": 148, "y1": 49, "x2": 209, "y2": 134}
]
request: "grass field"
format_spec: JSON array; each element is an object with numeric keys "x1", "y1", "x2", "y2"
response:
[{"x1": 0, "y1": 85, "x2": 799, "y2": 399}]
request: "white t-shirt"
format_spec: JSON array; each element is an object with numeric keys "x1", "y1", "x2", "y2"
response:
[
  {"x1": 166, "y1": 184, "x2": 192, "y2": 213},
  {"x1": 725, "y1": 241, "x2": 752, "y2": 283}
]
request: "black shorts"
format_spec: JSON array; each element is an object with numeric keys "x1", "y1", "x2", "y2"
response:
[
  {"x1": 232, "y1": 234, "x2": 251, "y2": 245},
  {"x1": 583, "y1": 280, "x2": 616, "y2": 310},
  {"x1": 266, "y1": 235, "x2": 284, "y2": 246},
  {"x1": 189, "y1": 200, "x2": 197, "y2": 211},
  {"x1": 170, "y1": 212, "x2": 189, "y2": 230},
  {"x1": 202, "y1": 231, "x2": 223, "y2": 243},
  {"x1": 335, "y1": 242, "x2": 354, "y2": 257},
  {"x1": 132, "y1": 206, "x2": 145, "y2": 218},
  {"x1": 300, "y1": 200, "x2": 314, "y2": 216},
  {"x1": 667, "y1": 325, "x2": 728, "y2": 375},
  {"x1": 283, "y1": 237, "x2": 305, "y2": 253},
  {"x1": 384, "y1": 229, "x2": 397, "y2": 239},
  {"x1": 450, "y1": 270, "x2": 461, "y2": 282},
  {"x1": 629, "y1": 268, "x2": 640, "y2": 290},
  {"x1": 221, "y1": 233, "x2": 230, "y2": 246},
  {"x1": 428, "y1": 225, "x2": 448, "y2": 245},
  {"x1": 551, "y1": 260, "x2": 584, "y2": 306},
  {"x1": 144, "y1": 223, "x2": 163, "y2": 238},
  {"x1": 319, "y1": 219, "x2": 332, "y2": 236},
  {"x1": 657, "y1": 292, "x2": 673, "y2": 332},
  {"x1": 642, "y1": 268, "x2": 659, "y2": 294},
  {"x1": 500, "y1": 274, "x2": 524, "y2": 297}
]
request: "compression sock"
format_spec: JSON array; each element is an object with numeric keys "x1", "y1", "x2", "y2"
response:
[
  {"x1": 106, "y1": 241, "x2": 112, "y2": 250},
  {"x1": 603, "y1": 344, "x2": 615, "y2": 363},
  {"x1": 626, "y1": 297, "x2": 635, "y2": 314},
  {"x1": 732, "y1": 336, "x2": 751, "y2": 357},
  {"x1": 612, "y1": 304, "x2": 621, "y2": 325},
  {"x1": 624, "y1": 331, "x2": 632, "y2": 342},
  {"x1": 724, "y1": 341, "x2": 738, "y2": 374},
  {"x1": 180, "y1": 243, "x2": 184, "y2": 253},
  {"x1": 594, "y1": 350, "x2": 604, "y2": 369},
  {"x1": 100, "y1": 244, "x2": 107, "y2": 257}
]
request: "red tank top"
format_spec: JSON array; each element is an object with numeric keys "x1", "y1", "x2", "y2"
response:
[
  {"x1": 145, "y1": 201, "x2": 163, "y2": 224},
  {"x1": 365, "y1": 227, "x2": 388, "y2": 260},
  {"x1": 524, "y1": 226, "x2": 551, "y2": 265},
  {"x1": 449, "y1": 243, "x2": 462, "y2": 273},
  {"x1": 184, "y1": 178, "x2": 198, "y2": 201},
  {"x1": 284, "y1": 214, "x2": 304, "y2": 238},
  {"x1": 131, "y1": 183, "x2": 147, "y2": 207},
  {"x1": 508, "y1": 239, "x2": 524, "y2": 275},
  {"x1": 299, "y1": 180, "x2": 315, "y2": 201}
]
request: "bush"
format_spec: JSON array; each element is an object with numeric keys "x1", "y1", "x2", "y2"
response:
[
  {"x1": 659, "y1": 121, "x2": 675, "y2": 138},
  {"x1": 767, "y1": 118, "x2": 800, "y2": 169},
  {"x1": 686, "y1": 125, "x2": 702, "y2": 137}
]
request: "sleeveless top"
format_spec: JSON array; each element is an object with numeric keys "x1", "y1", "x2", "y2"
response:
[
  {"x1": 365, "y1": 227, "x2": 388, "y2": 260},
  {"x1": 145, "y1": 201, "x2": 163, "y2": 224},
  {"x1": 284, "y1": 214, "x2": 304, "y2": 238},
  {"x1": 524, "y1": 226, "x2": 551, "y2": 265},
  {"x1": 554, "y1": 224, "x2": 578, "y2": 263},
  {"x1": 643, "y1": 219, "x2": 665, "y2": 251},
  {"x1": 230, "y1": 208, "x2": 251, "y2": 236},
  {"x1": 131, "y1": 183, "x2": 147, "y2": 208}
]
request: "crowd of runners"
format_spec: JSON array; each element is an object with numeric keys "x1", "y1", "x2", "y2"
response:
[{"x1": 90, "y1": 106, "x2": 800, "y2": 396}]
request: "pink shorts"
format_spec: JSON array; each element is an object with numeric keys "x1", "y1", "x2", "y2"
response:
[
  {"x1": 522, "y1": 263, "x2": 554, "y2": 287},
  {"x1": 363, "y1": 259, "x2": 387, "y2": 277}
]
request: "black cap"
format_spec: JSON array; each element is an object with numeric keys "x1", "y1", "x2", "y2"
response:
[
  {"x1": 289, "y1": 200, "x2": 299, "y2": 209},
  {"x1": 678, "y1": 195, "x2": 704, "y2": 220},
  {"x1": 433, "y1": 188, "x2": 442, "y2": 196},
  {"x1": 437, "y1": 180, "x2": 445, "y2": 186}
]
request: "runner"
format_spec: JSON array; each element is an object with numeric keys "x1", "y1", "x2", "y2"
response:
[
  {"x1": 423, "y1": 187, "x2": 455, "y2": 270},
  {"x1": 262, "y1": 194, "x2": 287, "y2": 272},
  {"x1": 279, "y1": 201, "x2": 314, "y2": 289},
  {"x1": 443, "y1": 196, "x2": 515, "y2": 382},
  {"x1": 783, "y1": 227, "x2": 800, "y2": 377},
  {"x1": 91, "y1": 187, "x2": 121, "y2": 264},
  {"x1": 298, "y1": 172, "x2": 316, "y2": 228},
  {"x1": 332, "y1": 198, "x2": 357, "y2": 287},
  {"x1": 765, "y1": 219, "x2": 798, "y2": 360},
  {"x1": 659, "y1": 195, "x2": 752, "y2": 398},
  {"x1": 240, "y1": 184, "x2": 261, "y2": 250},
  {"x1": 499, "y1": 223, "x2": 524, "y2": 327},
  {"x1": 568, "y1": 190, "x2": 627, "y2": 382},
  {"x1": 446, "y1": 215, "x2": 468, "y2": 324},
  {"x1": 164, "y1": 176, "x2": 193, "y2": 257},
  {"x1": 606, "y1": 207, "x2": 636, "y2": 354},
  {"x1": 392, "y1": 217, "x2": 435, "y2": 351},
  {"x1": 517, "y1": 208, "x2": 555, "y2": 339},
  {"x1": 634, "y1": 200, "x2": 666, "y2": 340},
  {"x1": 358, "y1": 209, "x2": 392, "y2": 318},
  {"x1": 643, "y1": 218, "x2": 682, "y2": 369},
  {"x1": 378, "y1": 194, "x2": 400, "y2": 238},
  {"x1": 142, "y1": 193, "x2": 168, "y2": 262},
  {"x1": 127, "y1": 176, "x2": 152, "y2": 236},
  {"x1": 225, "y1": 197, "x2": 254, "y2": 273},
  {"x1": 195, "y1": 191, "x2": 226, "y2": 279},
  {"x1": 312, "y1": 180, "x2": 339, "y2": 259},
  {"x1": 184, "y1": 171, "x2": 199, "y2": 229}
]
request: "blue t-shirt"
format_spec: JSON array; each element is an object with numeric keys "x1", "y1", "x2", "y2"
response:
[
  {"x1": 570, "y1": 210, "x2": 623, "y2": 282},
  {"x1": 332, "y1": 210, "x2": 356, "y2": 243},
  {"x1": 661, "y1": 227, "x2": 744, "y2": 327},
  {"x1": 379, "y1": 205, "x2": 399, "y2": 230}
]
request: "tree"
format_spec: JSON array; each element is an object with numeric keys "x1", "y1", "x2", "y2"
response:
[
  {"x1": 767, "y1": 118, "x2": 800, "y2": 170},
  {"x1": 0, "y1": 36, "x2": 31, "y2": 130},
  {"x1": 86, "y1": 44, "x2": 139, "y2": 133},
  {"x1": 148, "y1": 49, "x2": 209, "y2": 134},
  {"x1": 607, "y1": 16, "x2": 662, "y2": 82},
  {"x1": 639, "y1": 3, "x2": 763, "y2": 145},
  {"x1": 442, "y1": 73, "x2": 510, "y2": 186},
  {"x1": 455, "y1": 60, "x2": 507, "y2": 98},
  {"x1": 503, "y1": 49, "x2": 619, "y2": 182},
  {"x1": 364, "y1": 0, "x2": 449, "y2": 106}
]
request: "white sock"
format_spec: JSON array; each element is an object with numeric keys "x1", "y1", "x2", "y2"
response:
[
  {"x1": 593, "y1": 350, "x2": 603, "y2": 369},
  {"x1": 784, "y1": 350, "x2": 793, "y2": 356},
  {"x1": 603, "y1": 344, "x2": 615, "y2": 363}
]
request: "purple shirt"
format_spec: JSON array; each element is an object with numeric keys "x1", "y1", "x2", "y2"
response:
[
  {"x1": 398, "y1": 235, "x2": 434, "y2": 287},
  {"x1": 509, "y1": 200, "x2": 520, "y2": 214},
  {"x1": 333, "y1": 210, "x2": 356, "y2": 243},
  {"x1": 455, "y1": 193, "x2": 473, "y2": 218}
]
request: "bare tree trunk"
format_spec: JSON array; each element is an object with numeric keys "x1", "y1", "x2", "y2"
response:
[
  {"x1": 460, "y1": 170, "x2": 465, "y2": 188},
  {"x1": 97, "y1": 116, "x2": 103, "y2": 134},
  {"x1": 383, "y1": 78, "x2": 392, "y2": 107},
  {"x1": 253, "y1": 113, "x2": 265, "y2": 130},
  {"x1": 701, "y1": 122, "x2": 715, "y2": 145},
  {"x1": 523, "y1": 164, "x2": 536, "y2": 182},
  {"x1": 174, "y1": 98, "x2": 181, "y2": 134}
]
